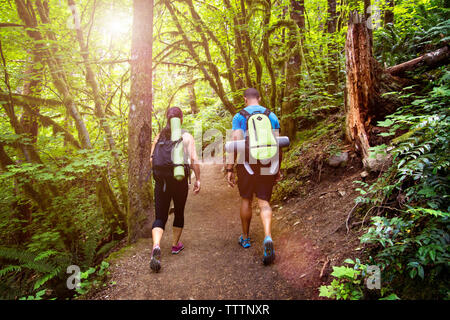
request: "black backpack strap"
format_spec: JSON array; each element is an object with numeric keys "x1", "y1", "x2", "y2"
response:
[
  {"x1": 241, "y1": 108, "x2": 271, "y2": 118},
  {"x1": 185, "y1": 164, "x2": 191, "y2": 184},
  {"x1": 174, "y1": 137, "x2": 183, "y2": 145},
  {"x1": 245, "y1": 134, "x2": 250, "y2": 165},
  {"x1": 239, "y1": 109, "x2": 253, "y2": 166},
  {"x1": 239, "y1": 109, "x2": 251, "y2": 120}
]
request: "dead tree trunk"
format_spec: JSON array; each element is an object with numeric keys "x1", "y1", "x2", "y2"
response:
[
  {"x1": 128, "y1": 0, "x2": 154, "y2": 243},
  {"x1": 344, "y1": 12, "x2": 403, "y2": 171}
]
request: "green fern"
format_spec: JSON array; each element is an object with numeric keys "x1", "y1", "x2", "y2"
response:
[
  {"x1": 33, "y1": 266, "x2": 62, "y2": 290},
  {"x1": 0, "y1": 265, "x2": 22, "y2": 277},
  {"x1": 0, "y1": 247, "x2": 68, "y2": 299}
]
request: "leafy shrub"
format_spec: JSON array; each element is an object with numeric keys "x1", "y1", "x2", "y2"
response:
[
  {"x1": 319, "y1": 258, "x2": 399, "y2": 300},
  {"x1": 74, "y1": 261, "x2": 112, "y2": 297},
  {"x1": 348, "y1": 72, "x2": 450, "y2": 299},
  {"x1": 0, "y1": 147, "x2": 118, "y2": 299},
  {"x1": 373, "y1": 0, "x2": 449, "y2": 67}
]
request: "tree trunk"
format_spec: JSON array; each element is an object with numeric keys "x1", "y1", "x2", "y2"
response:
[
  {"x1": 224, "y1": 0, "x2": 250, "y2": 92},
  {"x1": 128, "y1": 0, "x2": 154, "y2": 243},
  {"x1": 280, "y1": 0, "x2": 306, "y2": 141},
  {"x1": 19, "y1": 52, "x2": 42, "y2": 144},
  {"x1": 187, "y1": 73, "x2": 198, "y2": 114},
  {"x1": 344, "y1": 12, "x2": 403, "y2": 171},
  {"x1": 384, "y1": 0, "x2": 394, "y2": 25},
  {"x1": 327, "y1": 0, "x2": 339, "y2": 93}
]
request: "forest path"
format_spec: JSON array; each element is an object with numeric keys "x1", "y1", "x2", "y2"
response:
[{"x1": 90, "y1": 164, "x2": 325, "y2": 300}]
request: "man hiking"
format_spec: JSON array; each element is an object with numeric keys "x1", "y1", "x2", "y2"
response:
[
  {"x1": 149, "y1": 107, "x2": 201, "y2": 272},
  {"x1": 226, "y1": 88, "x2": 281, "y2": 265}
]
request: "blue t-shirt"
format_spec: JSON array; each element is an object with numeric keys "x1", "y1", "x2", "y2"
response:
[{"x1": 232, "y1": 105, "x2": 280, "y2": 133}]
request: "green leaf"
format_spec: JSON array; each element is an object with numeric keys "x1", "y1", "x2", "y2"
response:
[
  {"x1": 379, "y1": 293, "x2": 400, "y2": 300},
  {"x1": 377, "y1": 119, "x2": 394, "y2": 127},
  {"x1": 331, "y1": 266, "x2": 359, "y2": 279},
  {"x1": 318, "y1": 285, "x2": 334, "y2": 298},
  {"x1": 344, "y1": 258, "x2": 355, "y2": 265}
]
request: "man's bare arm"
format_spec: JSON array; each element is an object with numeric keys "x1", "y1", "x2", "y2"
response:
[{"x1": 226, "y1": 129, "x2": 243, "y2": 170}]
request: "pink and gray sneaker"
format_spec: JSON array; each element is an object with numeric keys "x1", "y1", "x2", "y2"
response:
[{"x1": 171, "y1": 242, "x2": 184, "y2": 254}]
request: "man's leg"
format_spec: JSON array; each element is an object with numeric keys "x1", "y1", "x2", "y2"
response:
[
  {"x1": 240, "y1": 197, "x2": 252, "y2": 239},
  {"x1": 257, "y1": 198, "x2": 272, "y2": 238},
  {"x1": 236, "y1": 164, "x2": 253, "y2": 247},
  {"x1": 256, "y1": 195, "x2": 275, "y2": 265}
]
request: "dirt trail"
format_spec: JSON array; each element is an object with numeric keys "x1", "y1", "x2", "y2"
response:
[{"x1": 91, "y1": 163, "x2": 362, "y2": 300}]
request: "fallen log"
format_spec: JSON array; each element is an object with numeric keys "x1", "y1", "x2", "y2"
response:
[{"x1": 387, "y1": 45, "x2": 450, "y2": 77}]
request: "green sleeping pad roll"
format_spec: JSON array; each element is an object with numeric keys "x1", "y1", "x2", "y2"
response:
[{"x1": 170, "y1": 117, "x2": 185, "y2": 181}]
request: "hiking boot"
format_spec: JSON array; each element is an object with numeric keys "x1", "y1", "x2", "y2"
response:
[
  {"x1": 262, "y1": 236, "x2": 275, "y2": 265},
  {"x1": 239, "y1": 235, "x2": 251, "y2": 248},
  {"x1": 150, "y1": 246, "x2": 161, "y2": 272},
  {"x1": 171, "y1": 242, "x2": 184, "y2": 254}
]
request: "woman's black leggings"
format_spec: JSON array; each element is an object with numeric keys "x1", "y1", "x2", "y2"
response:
[{"x1": 152, "y1": 176, "x2": 188, "y2": 230}]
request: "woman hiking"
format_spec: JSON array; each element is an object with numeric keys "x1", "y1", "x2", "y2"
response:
[{"x1": 149, "y1": 107, "x2": 201, "y2": 272}]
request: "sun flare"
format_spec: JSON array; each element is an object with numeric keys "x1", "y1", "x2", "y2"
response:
[{"x1": 100, "y1": 12, "x2": 132, "y2": 38}]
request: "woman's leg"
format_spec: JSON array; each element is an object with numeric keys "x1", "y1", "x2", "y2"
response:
[
  {"x1": 152, "y1": 178, "x2": 171, "y2": 249},
  {"x1": 152, "y1": 227, "x2": 164, "y2": 249},
  {"x1": 172, "y1": 227, "x2": 183, "y2": 247},
  {"x1": 171, "y1": 178, "x2": 189, "y2": 246}
]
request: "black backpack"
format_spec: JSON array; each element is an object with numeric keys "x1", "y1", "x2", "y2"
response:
[{"x1": 151, "y1": 134, "x2": 190, "y2": 182}]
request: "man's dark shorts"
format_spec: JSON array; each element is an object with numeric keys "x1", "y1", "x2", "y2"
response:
[{"x1": 236, "y1": 164, "x2": 276, "y2": 202}]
